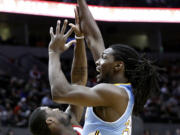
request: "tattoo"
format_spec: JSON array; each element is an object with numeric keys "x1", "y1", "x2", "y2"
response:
[{"x1": 72, "y1": 67, "x2": 87, "y2": 75}]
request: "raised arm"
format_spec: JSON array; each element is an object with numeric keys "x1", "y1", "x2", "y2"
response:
[
  {"x1": 66, "y1": 8, "x2": 88, "y2": 123},
  {"x1": 70, "y1": 8, "x2": 87, "y2": 86},
  {"x1": 77, "y1": 0, "x2": 105, "y2": 61},
  {"x1": 48, "y1": 19, "x2": 74, "y2": 95}
]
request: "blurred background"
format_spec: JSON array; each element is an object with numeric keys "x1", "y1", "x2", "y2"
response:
[{"x1": 0, "y1": 0, "x2": 180, "y2": 135}]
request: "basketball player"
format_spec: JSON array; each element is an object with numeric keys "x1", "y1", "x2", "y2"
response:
[
  {"x1": 48, "y1": 4, "x2": 160, "y2": 135},
  {"x1": 29, "y1": 9, "x2": 87, "y2": 135},
  {"x1": 29, "y1": 106, "x2": 83, "y2": 135}
]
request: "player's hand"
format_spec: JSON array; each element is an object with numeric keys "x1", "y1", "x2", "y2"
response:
[
  {"x1": 49, "y1": 19, "x2": 76, "y2": 54},
  {"x1": 69, "y1": 7, "x2": 84, "y2": 37}
]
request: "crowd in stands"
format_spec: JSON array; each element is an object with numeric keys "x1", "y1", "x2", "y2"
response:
[
  {"x1": 142, "y1": 64, "x2": 180, "y2": 123},
  {"x1": 142, "y1": 65, "x2": 180, "y2": 123},
  {"x1": 41, "y1": 0, "x2": 180, "y2": 7},
  {"x1": 0, "y1": 65, "x2": 49, "y2": 127}
]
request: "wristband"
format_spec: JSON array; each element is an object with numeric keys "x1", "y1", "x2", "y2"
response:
[{"x1": 75, "y1": 35, "x2": 84, "y2": 40}]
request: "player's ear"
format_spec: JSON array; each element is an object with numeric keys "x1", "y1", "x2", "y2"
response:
[
  {"x1": 113, "y1": 61, "x2": 124, "y2": 72},
  {"x1": 46, "y1": 117, "x2": 55, "y2": 126},
  {"x1": 46, "y1": 117, "x2": 59, "y2": 132}
]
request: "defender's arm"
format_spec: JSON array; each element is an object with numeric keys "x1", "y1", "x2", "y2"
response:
[{"x1": 66, "y1": 9, "x2": 88, "y2": 123}]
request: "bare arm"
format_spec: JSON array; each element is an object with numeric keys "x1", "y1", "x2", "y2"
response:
[
  {"x1": 66, "y1": 9, "x2": 87, "y2": 123},
  {"x1": 70, "y1": 8, "x2": 87, "y2": 86},
  {"x1": 70, "y1": 39, "x2": 87, "y2": 85},
  {"x1": 77, "y1": 0, "x2": 105, "y2": 61},
  {"x1": 66, "y1": 38, "x2": 86, "y2": 124},
  {"x1": 48, "y1": 20, "x2": 74, "y2": 95},
  {"x1": 53, "y1": 83, "x2": 128, "y2": 112}
]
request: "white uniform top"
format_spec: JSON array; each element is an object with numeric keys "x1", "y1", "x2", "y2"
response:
[{"x1": 82, "y1": 83, "x2": 134, "y2": 135}]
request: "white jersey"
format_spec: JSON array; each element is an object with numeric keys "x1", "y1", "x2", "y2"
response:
[{"x1": 82, "y1": 83, "x2": 134, "y2": 135}]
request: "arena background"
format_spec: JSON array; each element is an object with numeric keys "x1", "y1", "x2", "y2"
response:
[{"x1": 0, "y1": 0, "x2": 180, "y2": 135}]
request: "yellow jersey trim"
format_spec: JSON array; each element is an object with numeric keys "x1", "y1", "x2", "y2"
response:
[
  {"x1": 114, "y1": 83, "x2": 131, "y2": 86},
  {"x1": 95, "y1": 130, "x2": 100, "y2": 135}
]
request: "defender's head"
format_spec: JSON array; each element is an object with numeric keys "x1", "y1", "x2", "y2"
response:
[
  {"x1": 96, "y1": 44, "x2": 139, "y2": 83},
  {"x1": 29, "y1": 107, "x2": 73, "y2": 135}
]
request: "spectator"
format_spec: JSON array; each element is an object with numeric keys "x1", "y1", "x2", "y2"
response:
[
  {"x1": 29, "y1": 65, "x2": 41, "y2": 80},
  {"x1": 41, "y1": 94, "x2": 53, "y2": 106},
  {"x1": 175, "y1": 128, "x2": 180, "y2": 135}
]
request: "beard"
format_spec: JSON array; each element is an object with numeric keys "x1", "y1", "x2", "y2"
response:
[
  {"x1": 63, "y1": 114, "x2": 71, "y2": 126},
  {"x1": 58, "y1": 114, "x2": 71, "y2": 127},
  {"x1": 96, "y1": 73, "x2": 109, "y2": 83}
]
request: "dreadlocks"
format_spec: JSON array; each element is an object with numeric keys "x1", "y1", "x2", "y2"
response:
[{"x1": 110, "y1": 44, "x2": 160, "y2": 115}]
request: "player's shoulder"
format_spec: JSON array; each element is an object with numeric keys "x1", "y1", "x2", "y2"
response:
[
  {"x1": 92, "y1": 83, "x2": 127, "y2": 91},
  {"x1": 92, "y1": 83, "x2": 128, "y2": 97}
]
